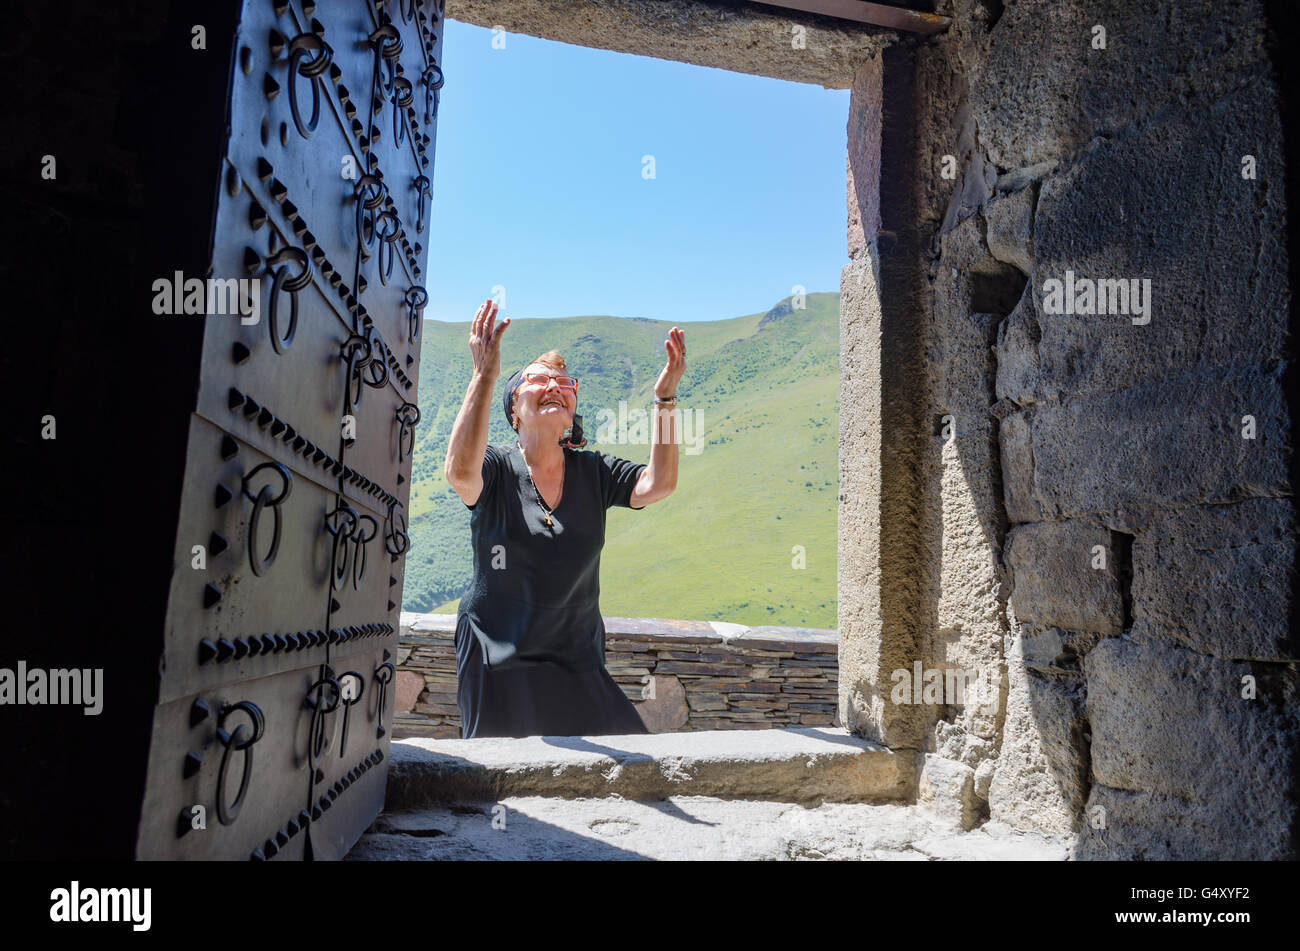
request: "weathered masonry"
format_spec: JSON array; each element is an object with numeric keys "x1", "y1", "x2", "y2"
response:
[
  {"x1": 4, "y1": 0, "x2": 1295, "y2": 860},
  {"x1": 834, "y1": 0, "x2": 1297, "y2": 859}
]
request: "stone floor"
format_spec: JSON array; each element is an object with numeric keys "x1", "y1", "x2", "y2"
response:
[{"x1": 346, "y1": 796, "x2": 1071, "y2": 861}]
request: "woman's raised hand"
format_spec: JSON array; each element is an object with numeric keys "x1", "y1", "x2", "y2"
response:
[
  {"x1": 469, "y1": 297, "x2": 509, "y2": 379},
  {"x1": 654, "y1": 327, "x2": 686, "y2": 399}
]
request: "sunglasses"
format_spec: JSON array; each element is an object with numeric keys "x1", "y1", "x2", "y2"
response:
[{"x1": 522, "y1": 372, "x2": 578, "y2": 391}]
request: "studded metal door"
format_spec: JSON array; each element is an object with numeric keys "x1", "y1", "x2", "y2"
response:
[{"x1": 134, "y1": 0, "x2": 441, "y2": 860}]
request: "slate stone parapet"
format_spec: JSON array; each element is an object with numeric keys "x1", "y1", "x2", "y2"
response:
[{"x1": 393, "y1": 612, "x2": 839, "y2": 738}]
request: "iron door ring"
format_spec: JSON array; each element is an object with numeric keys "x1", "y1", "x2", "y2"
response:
[
  {"x1": 287, "y1": 34, "x2": 334, "y2": 138},
  {"x1": 216, "y1": 701, "x2": 265, "y2": 825},
  {"x1": 266, "y1": 247, "x2": 310, "y2": 354},
  {"x1": 242, "y1": 462, "x2": 293, "y2": 577}
]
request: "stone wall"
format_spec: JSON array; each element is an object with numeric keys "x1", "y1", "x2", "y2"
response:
[
  {"x1": 395, "y1": 613, "x2": 839, "y2": 738},
  {"x1": 839, "y1": 0, "x2": 1296, "y2": 857}
]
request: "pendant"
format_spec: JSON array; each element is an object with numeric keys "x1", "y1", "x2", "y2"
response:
[{"x1": 544, "y1": 515, "x2": 552, "y2": 526}]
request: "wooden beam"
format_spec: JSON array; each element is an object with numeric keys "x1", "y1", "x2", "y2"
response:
[{"x1": 744, "y1": 0, "x2": 951, "y2": 34}]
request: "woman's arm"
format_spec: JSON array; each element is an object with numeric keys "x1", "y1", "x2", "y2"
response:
[
  {"x1": 629, "y1": 404, "x2": 679, "y2": 508},
  {"x1": 445, "y1": 299, "x2": 509, "y2": 507},
  {"x1": 629, "y1": 327, "x2": 686, "y2": 509}
]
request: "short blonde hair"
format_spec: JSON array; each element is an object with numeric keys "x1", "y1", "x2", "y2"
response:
[{"x1": 527, "y1": 350, "x2": 567, "y2": 373}]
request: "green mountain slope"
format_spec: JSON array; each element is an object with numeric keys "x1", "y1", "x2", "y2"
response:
[{"x1": 403, "y1": 291, "x2": 840, "y2": 629}]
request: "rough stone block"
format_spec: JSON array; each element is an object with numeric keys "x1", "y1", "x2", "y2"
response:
[
  {"x1": 1020, "y1": 628, "x2": 1065, "y2": 671},
  {"x1": 1078, "y1": 783, "x2": 1293, "y2": 861},
  {"x1": 983, "y1": 184, "x2": 1036, "y2": 276},
  {"x1": 847, "y1": 56, "x2": 882, "y2": 257},
  {"x1": 654, "y1": 662, "x2": 750, "y2": 677},
  {"x1": 1018, "y1": 627, "x2": 1100, "y2": 674},
  {"x1": 1028, "y1": 365, "x2": 1289, "y2": 525},
  {"x1": 1133, "y1": 498, "x2": 1296, "y2": 661},
  {"x1": 936, "y1": 98, "x2": 998, "y2": 235},
  {"x1": 1006, "y1": 521, "x2": 1125, "y2": 634},
  {"x1": 908, "y1": 40, "x2": 968, "y2": 231},
  {"x1": 999, "y1": 409, "x2": 1045, "y2": 524},
  {"x1": 973, "y1": 758, "x2": 995, "y2": 801},
  {"x1": 993, "y1": 282, "x2": 1041, "y2": 406},
  {"x1": 932, "y1": 720, "x2": 991, "y2": 771},
  {"x1": 932, "y1": 215, "x2": 1024, "y2": 408},
  {"x1": 1026, "y1": 79, "x2": 1287, "y2": 405},
  {"x1": 918, "y1": 754, "x2": 979, "y2": 831},
  {"x1": 394, "y1": 670, "x2": 425, "y2": 715},
  {"x1": 420, "y1": 690, "x2": 459, "y2": 706},
  {"x1": 934, "y1": 431, "x2": 1006, "y2": 639},
  {"x1": 968, "y1": 0, "x2": 1272, "y2": 169},
  {"x1": 987, "y1": 640, "x2": 1087, "y2": 836},
  {"x1": 686, "y1": 692, "x2": 727, "y2": 712},
  {"x1": 414, "y1": 700, "x2": 461, "y2": 717},
  {"x1": 1084, "y1": 637, "x2": 1298, "y2": 809}
]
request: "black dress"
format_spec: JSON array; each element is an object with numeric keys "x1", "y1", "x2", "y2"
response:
[{"x1": 454, "y1": 442, "x2": 652, "y2": 738}]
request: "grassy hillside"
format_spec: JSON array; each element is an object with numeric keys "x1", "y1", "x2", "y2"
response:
[{"x1": 403, "y1": 292, "x2": 840, "y2": 629}]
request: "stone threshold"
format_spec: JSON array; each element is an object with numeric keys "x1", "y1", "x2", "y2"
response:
[
  {"x1": 348, "y1": 797, "x2": 1069, "y2": 861},
  {"x1": 385, "y1": 726, "x2": 915, "y2": 809}
]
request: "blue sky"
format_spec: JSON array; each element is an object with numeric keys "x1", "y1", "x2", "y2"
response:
[{"x1": 424, "y1": 19, "x2": 849, "y2": 324}]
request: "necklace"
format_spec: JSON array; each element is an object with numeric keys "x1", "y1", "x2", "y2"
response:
[{"x1": 517, "y1": 440, "x2": 564, "y2": 527}]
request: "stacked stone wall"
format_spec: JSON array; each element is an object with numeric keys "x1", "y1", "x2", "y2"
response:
[{"x1": 394, "y1": 613, "x2": 838, "y2": 737}]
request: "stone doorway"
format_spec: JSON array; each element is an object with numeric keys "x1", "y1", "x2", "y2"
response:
[{"x1": 411, "y1": 0, "x2": 898, "y2": 743}]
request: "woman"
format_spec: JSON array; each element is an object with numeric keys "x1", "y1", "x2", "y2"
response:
[{"x1": 444, "y1": 298, "x2": 686, "y2": 738}]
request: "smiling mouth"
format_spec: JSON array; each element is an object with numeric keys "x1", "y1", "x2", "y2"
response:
[{"x1": 541, "y1": 399, "x2": 565, "y2": 408}]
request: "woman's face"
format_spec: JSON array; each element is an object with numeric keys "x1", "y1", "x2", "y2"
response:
[{"x1": 513, "y1": 363, "x2": 575, "y2": 433}]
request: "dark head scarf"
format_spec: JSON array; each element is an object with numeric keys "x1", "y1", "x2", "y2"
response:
[{"x1": 502, "y1": 366, "x2": 587, "y2": 449}]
